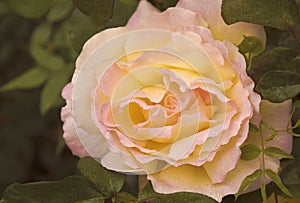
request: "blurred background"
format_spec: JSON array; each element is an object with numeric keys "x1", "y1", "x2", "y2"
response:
[{"x1": 0, "y1": 0, "x2": 77, "y2": 196}]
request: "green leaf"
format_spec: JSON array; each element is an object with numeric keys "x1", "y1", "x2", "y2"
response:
[
  {"x1": 293, "y1": 119, "x2": 300, "y2": 129},
  {"x1": 68, "y1": 0, "x2": 139, "y2": 52},
  {"x1": 116, "y1": 192, "x2": 138, "y2": 203},
  {"x1": 138, "y1": 182, "x2": 161, "y2": 202},
  {"x1": 75, "y1": 196, "x2": 105, "y2": 203},
  {"x1": 264, "y1": 147, "x2": 294, "y2": 159},
  {"x1": 238, "y1": 36, "x2": 264, "y2": 56},
  {"x1": 40, "y1": 67, "x2": 71, "y2": 114},
  {"x1": 221, "y1": 0, "x2": 299, "y2": 30},
  {"x1": 30, "y1": 23, "x2": 52, "y2": 47},
  {"x1": 105, "y1": 0, "x2": 139, "y2": 28},
  {"x1": 255, "y1": 70, "x2": 300, "y2": 103},
  {"x1": 68, "y1": 9, "x2": 103, "y2": 52},
  {"x1": 149, "y1": 0, "x2": 179, "y2": 11},
  {"x1": 249, "y1": 122, "x2": 260, "y2": 133},
  {"x1": 235, "y1": 169, "x2": 263, "y2": 199},
  {"x1": 77, "y1": 157, "x2": 126, "y2": 196},
  {"x1": 277, "y1": 22, "x2": 300, "y2": 49},
  {"x1": 240, "y1": 144, "x2": 261, "y2": 161},
  {"x1": 154, "y1": 193, "x2": 217, "y2": 203},
  {"x1": 47, "y1": 0, "x2": 74, "y2": 23},
  {"x1": 4, "y1": 0, "x2": 52, "y2": 19},
  {"x1": 292, "y1": 132, "x2": 300, "y2": 137},
  {"x1": 72, "y1": 0, "x2": 114, "y2": 26},
  {"x1": 0, "y1": 67, "x2": 48, "y2": 91},
  {"x1": 248, "y1": 48, "x2": 300, "y2": 103},
  {"x1": 52, "y1": 22, "x2": 77, "y2": 61},
  {"x1": 30, "y1": 47, "x2": 66, "y2": 72},
  {"x1": 1, "y1": 176, "x2": 102, "y2": 203},
  {"x1": 248, "y1": 48, "x2": 299, "y2": 83},
  {"x1": 279, "y1": 159, "x2": 300, "y2": 199},
  {"x1": 293, "y1": 99, "x2": 300, "y2": 110},
  {"x1": 265, "y1": 132, "x2": 276, "y2": 142},
  {"x1": 265, "y1": 169, "x2": 293, "y2": 197}
]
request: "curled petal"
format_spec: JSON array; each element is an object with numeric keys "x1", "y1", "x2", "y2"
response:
[{"x1": 61, "y1": 84, "x2": 89, "y2": 157}]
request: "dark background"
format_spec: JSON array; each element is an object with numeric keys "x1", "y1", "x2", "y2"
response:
[{"x1": 0, "y1": 5, "x2": 78, "y2": 196}]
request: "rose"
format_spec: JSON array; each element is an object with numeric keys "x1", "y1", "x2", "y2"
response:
[{"x1": 61, "y1": 0, "x2": 293, "y2": 201}]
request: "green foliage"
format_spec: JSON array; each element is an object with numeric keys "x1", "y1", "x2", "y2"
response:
[
  {"x1": 1, "y1": 157, "x2": 140, "y2": 203},
  {"x1": 249, "y1": 123, "x2": 260, "y2": 133},
  {"x1": 4, "y1": 0, "x2": 52, "y2": 19},
  {"x1": 47, "y1": 0, "x2": 74, "y2": 23},
  {"x1": 149, "y1": 0, "x2": 179, "y2": 11},
  {"x1": 1, "y1": 176, "x2": 102, "y2": 203},
  {"x1": 248, "y1": 48, "x2": 300, "y2": 102},
  {"x1": 265, "y1": 21, "x2": 300, "y2": 50},
  {"x1": 138, "y1": 182, "x2": 160, "y2": 201},
  {"x1": 279, "y1": 159, "x2": 300, "y2": 199},
  {"x1": 0, "y1": 67, "x2": 48, "y2": 91},
  {"x1": 75, "y1": 196, "x2": 105, "y2": 203},
  {"x1": 238, "y1": 36, "x2": 265, "y2": 66},
  {"x1": 255, "y1": 71, "x2": 300, "y2": 103},
  {"x1": 236, "y1": 119, "x2": 295, "y2": 201},
  {"x1": 68, "y1": 9, "x2": 102, "y2": 53},
  {"x1": 221, "y1": 0, "x2": 300, "y2": 30},
  {"x1": 238, "y1": 36, "x2": 264, "y2": 56},
  {"x1": 116, "y1": 192, "x2": 138, "y2": 203},
  {"x1": 72, "y1": 0, "x2": 114, "y2": 26},
  {"x1": 235, "y1": 169, "x2": 263, "y2": 199},
  {"x1": 30, "y1": 47, "x2": 66, "y2": 72},
  {"x1": 105, "y1": 0, "x2": 140, "y2": 28},
  {"x1": 260, "y1": 184, "x2": 267, "y2": 203},
  {"x1": 30, "y1": 23, "x2": 52, "y2": 46},
  {"x1": 240, "y1": 144, "x2": 261, "y2": 161},
  {"x1": 265, "y1": 169, "x2": 293, "y2": 197},
  {"x1": 77, "y1": 157, "x2": 126, "y2": 196},
  {"x1": 153, "y1": 193, "x2": 216, "y2": 203},
  {"x1": 138, "y1": 183, "x2": 216, "y2": 203},
  {"x1": 264, "y1": 147, "x2": 294, "y2": 159},
  {"x1": 1, "y1": 0, "x2": 76, "y2": 115},
  {"x1": 294, "y1": 119, "x2": 300, "y2": 129},
  {"x1": 40, "y1": 67, "x2": 72, "y2": 115},
  {"x1": 68, "y1": 0, "x2": 139, "y2": 52}
]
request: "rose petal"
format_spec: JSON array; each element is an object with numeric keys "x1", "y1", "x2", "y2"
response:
[
  {"x1": 101, "y1": 151, "x2": 147, "y2": 174},
  {"x1": 126, "y1": 0, "x2": 159, "y2": 30},
  {"x1": 61, "y1": 83, "x2": 89, "y2": 157},
  {"x1": 75, "y1": 27, "x2": 128, "y2": 72},
  {"x1": 61, "y1": 104, "x2": 89, "y2": 157},
  {"x1": 148, "y1": 159, "x2": 260, "y2": 202},
  {"x1": 203, "y1": 120, "x2": 248, "y2": 184},
  {"x1": 262, "y1": 100, "x2": 293, "y2": 153},
  {"x1": 176, "y1": 0, "x2": 266, "y2": 45}
]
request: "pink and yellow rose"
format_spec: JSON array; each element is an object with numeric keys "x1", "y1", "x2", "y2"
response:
[{"x1": 61, "y1": 0, "x2": 293, "y2": 201}]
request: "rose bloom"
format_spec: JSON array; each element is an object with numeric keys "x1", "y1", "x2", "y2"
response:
[{"x1": 61, "y1": 0, "x2": 293, "y2": 201}]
